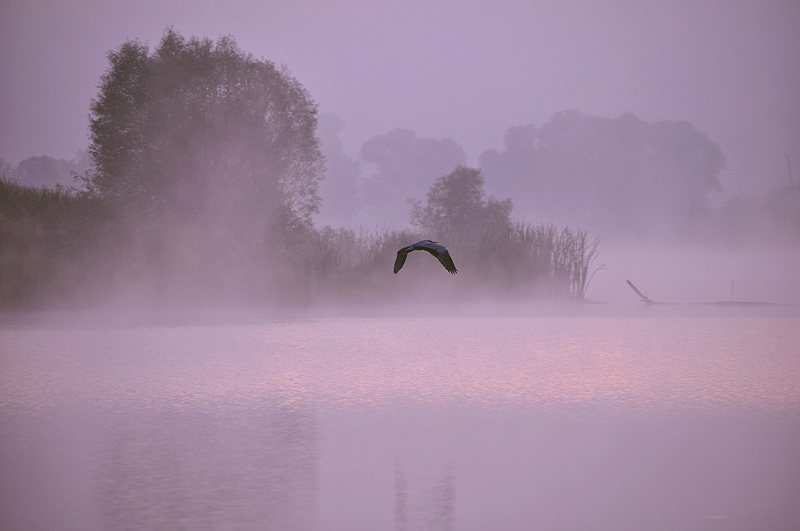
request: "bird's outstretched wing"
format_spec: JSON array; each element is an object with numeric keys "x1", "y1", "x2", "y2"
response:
[
  {"x1": 419, "y1": 241, "x2": 457, "y2": 274},
  {"x1": 393, "y1": 250, "x2": 408, "y2": 274},
  {"x1": 433, "y1": 248, "x2": 458, "y2": 274}
]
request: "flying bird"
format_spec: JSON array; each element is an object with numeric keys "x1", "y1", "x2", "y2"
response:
[{"x1": 393, "y1": 240, "x2": 458, "y2": 274}]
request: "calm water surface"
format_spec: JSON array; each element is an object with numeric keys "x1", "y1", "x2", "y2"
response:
[{"x1": 1, "y1": 309, "x2": 799, "y2": 530}]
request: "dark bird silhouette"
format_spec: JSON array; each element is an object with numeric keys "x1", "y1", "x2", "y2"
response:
[{"x1": 393, "y1": 240, "x2": 458, "y2": 274}]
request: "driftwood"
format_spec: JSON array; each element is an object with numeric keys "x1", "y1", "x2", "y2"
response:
[
  {"x1": 626, "y1": 280, "x2": 659, "y2": 304},
  {"x1": 626, "y1": 279, "x2": 791, "y2": 307}
]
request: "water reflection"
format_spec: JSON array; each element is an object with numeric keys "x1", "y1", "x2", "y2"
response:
[
  {"x1": 395, "y1": 460, "x2": 455, "y2": 531},
  {"x1": 97, "y1": 401, "x2": 316, "y2": 530},
  {"x1": 1, "y1": 314, "x2": 799, "y2": 530}
]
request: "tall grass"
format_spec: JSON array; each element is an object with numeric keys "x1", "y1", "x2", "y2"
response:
[
  {"x1": 297, "y1": 222, "x2": 602, "y2": 303},
  {"x1": 1, "y1": 178, "x2": 602, "y2": 308},
  {"x1": 0, "y1": 179, "x2": 107, "y2": 309}
]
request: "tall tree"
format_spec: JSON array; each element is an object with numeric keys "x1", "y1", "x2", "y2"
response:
[
  {"x1": 410, "y1": 166, "x2": 512, "y2": 242},
  {"x1": 88, "y1": 28, "x2": 323, "y2": 233}
]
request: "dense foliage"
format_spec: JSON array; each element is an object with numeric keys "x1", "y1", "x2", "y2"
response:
[
  {"x1": 410, "y1": 166, "x2": 512, "y2": 242},
  {"x1": 0, "y1": 179, "x2": 107, "y2": 308},
  {"x1": 88, "y1": 28, "x2": 323, "y2": 231}
]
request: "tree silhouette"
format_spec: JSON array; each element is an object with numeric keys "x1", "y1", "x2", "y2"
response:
[
  {"x1": 480, "y1": 111, "x2": 725, "y2": 238},
  {"x1": 410, "y1": 166, "x2": 512, "y2": 242},
  {"x1": 88, "y1": 28, "x2": 323, "y2": 234}
]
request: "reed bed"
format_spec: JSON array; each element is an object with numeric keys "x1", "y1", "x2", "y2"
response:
[{"x1": 1, "y1": 179, "x2": 601, "y2": 309}]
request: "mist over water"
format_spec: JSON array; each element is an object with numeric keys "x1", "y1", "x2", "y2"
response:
[{"x1": 587, "y1": 244, "x2": 800, "y2": 307}]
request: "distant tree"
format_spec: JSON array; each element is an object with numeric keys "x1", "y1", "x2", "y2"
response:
[
  {"x1": 647, "y1": 118, "x2": 724, "y2": 217},
  {"x1": 314, "y1": 114, "x2": 363, "y2": 227},
  {"x1": 479, "y1": 111, "x2": 725, "y2": 238},
  {"x1": 88, "y1": 28, "x2": 323, "y2": 233},
  {"x1": 14, "y1": 155, "x2": 76, "y2": 189},
  {"x1": 410, "y1": 166, "x2": 512, "y2": 241},
  {"x1": 478, "y1": 124, "x2": 537, "y2": 199},
  {"x1": 360, "y1": 128, "x2": 467, "y2": 226},
  {"x1": 0, "y1": 159, "x2": 15, "y2": 182}
]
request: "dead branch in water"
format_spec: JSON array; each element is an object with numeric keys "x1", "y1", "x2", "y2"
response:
[
  {"x1": 626, "y1": 280, "x2": 660, "y2": 304},
  {"x1": 626, "y1": 279, "x2": 794, "y2": 306}
]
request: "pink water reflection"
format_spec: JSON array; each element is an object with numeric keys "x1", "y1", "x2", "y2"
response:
[{"x1": 2, "y1": 316, "x2": 798, "y2": 413}]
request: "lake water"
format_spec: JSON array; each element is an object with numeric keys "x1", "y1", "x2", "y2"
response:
[{"x1": 1, "y1": 306, "x2": 799, "y2": 530}]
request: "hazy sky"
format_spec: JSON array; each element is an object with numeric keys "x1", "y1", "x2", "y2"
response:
[{"x1": 1, "y1": 0, "x2": 798, "y2": 198}]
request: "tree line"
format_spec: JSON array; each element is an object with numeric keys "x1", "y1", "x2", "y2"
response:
[
  {"x1": 0, "y1": 166, "x2": 602, "y2": 309},
  {"x1": 316, "y1": 115, "x2": 797, "y2": 245},
  {"x1": 10, "y1": 28, "x2": 779, "y2": 311}
]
